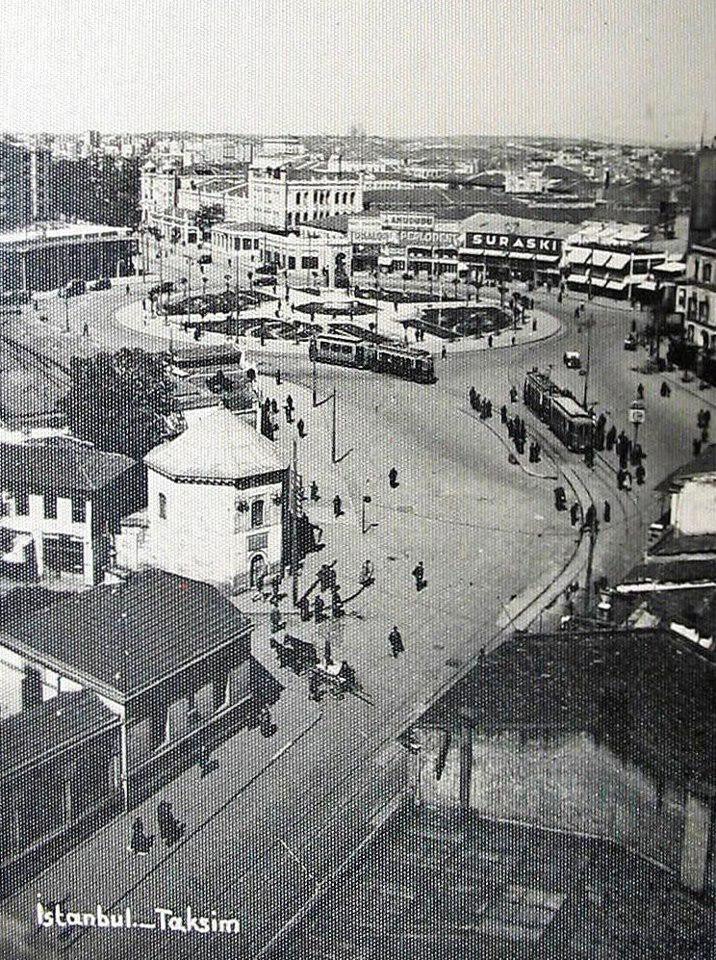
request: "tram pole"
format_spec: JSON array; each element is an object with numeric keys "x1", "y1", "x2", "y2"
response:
[
  {"x1": 331, "y1": 390, "x2": 337, "y2": 463},
  {"x1": 582, "y1": 516, "x2": 599, "y2": 618},
  {"x1": 291, "y1": 438, "x2": 299, "y2": 607},
  {"x1": 312, "y1": 354, "x2": 317, "y2": 407}
]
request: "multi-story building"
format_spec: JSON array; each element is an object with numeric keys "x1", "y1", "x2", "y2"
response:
[
  {"x1": 675, "y1": 237, "x2": 716, "y2": 349},
  {"x1": 142, "y1": 406, "x2": 288, "y2": 593},
  {"x1": 0, "y1": 139, "x2": 52, "y2": 229},
  {"x1": 0, "y1": 434, "x2": 141, "y2": 586},
  {"x1": 247, "y1": 166, "x2": 363, "y2": 230},
  {"x1": 688, "y1": 141, "x2": 716, "y2": 249}
]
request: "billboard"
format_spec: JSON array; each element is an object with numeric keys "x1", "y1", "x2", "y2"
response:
[
  {"x1": 381, "y1": 212, "x2": 435, "y2": 230},
  {"x1": 465, "y1": 232, "x2": 563, "y2": 255}
]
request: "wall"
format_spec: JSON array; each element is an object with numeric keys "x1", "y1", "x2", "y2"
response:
[
  {"x1": 672, "y1": 477, "x2": 716, "y2": 535},
  {"x1": 417, "y1": 726, "x2": 689, "y2": 875},
  {"x1": 146, "y1": 470, "x2": 283, "y2": 590}
]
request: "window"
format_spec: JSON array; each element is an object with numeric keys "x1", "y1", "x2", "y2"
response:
[
  {"x1": 301, "y1": 256, "x2": 319, "y2": 270},
  {"x1": 704, "y1": 262, "x2": 712, "y2": 284},
  {"x1": 253, "y1": 239, "x2": 260, "y2": 250},
  {"x1": 248, "y1": 532, "x2": 268, "y2": 552},
  {"x1": 242, "y1": 238, "x2": 252, "y2": 250},
  {"x1": 15, "y1": 491, "x2": 29, "y2": 516},
  {"x1": 71, "y1": 497, "x2": 86, "y2": 523},
  {"x1": 295, "y1": 192, "x2": 301, "y2": 206},
  {"x1": 158, "y1": 492, "x2": 167, "y2": 519},
  {"x1": 251, "y1": 499, "x2": 265, "y2": 529},
  {"x1": 288, "y1": 256, "x2": 296, "y2": 270},
  {"x1": 43, "y1": 493, "x2": 57, "y2": 520}
]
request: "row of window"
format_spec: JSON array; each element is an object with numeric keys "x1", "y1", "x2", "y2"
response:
[
  {"x1": 14, "y1": 492, "x2": 86, "y2": 523},
  {"x1": 158, "y1": 494, "x2": 267, "y2": 529},
  {"x1": 294, "y1": 189, "x2": 356, "y2": 207}
]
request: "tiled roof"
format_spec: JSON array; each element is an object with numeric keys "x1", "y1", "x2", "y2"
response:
[
  {"x1": 0, "y1": 690, "x2": 118, "y2": 778},
  {"x1": 0, "y1": 438, "x2": 136, "y2": 495},
  {"x1": 4, "y1": 569, "x2": 252, "y2": 699},
  {"x1": 145, "y1": 406, "x2": 286, "y2": 481}
]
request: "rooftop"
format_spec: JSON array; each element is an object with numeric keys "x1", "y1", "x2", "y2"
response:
[
  {"x1": 0, "y1": 221, "x2": 133, "y2": 246},
  {"x1": 0, "y1": 437, "x2": 136, "y2": 495},
  {"x1": 2, "y1": 569, "x2": 252, "y2": 699},
  {"x1": 0, "y1": 690, "x2": 118, "y2": 779},
  {"x1": 144, "y1": 405, "x2": 286, "y2": 482},
  {"x1": 649, "y1": 528, "x2": 716, "y2": 557}
]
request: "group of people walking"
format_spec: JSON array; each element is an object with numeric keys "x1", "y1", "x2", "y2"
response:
[{"x1": 130, "y1": 801, "x2": 185, "y2": 856}]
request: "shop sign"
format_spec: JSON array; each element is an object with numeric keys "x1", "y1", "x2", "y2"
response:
[
  {"x1": 465, "y1": 232, "x2": 563, "y2": 254},
  {"x1": 381, "y1": 213, "x2": 435, "y2": 230}
]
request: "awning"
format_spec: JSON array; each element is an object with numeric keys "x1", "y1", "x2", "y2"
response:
[
  {"x1": 607, "y1": 279, "x2": 628, "y2": 291},
  {"x1": 507, "y1": 251, "x2": 536, "y2": 261},
  {"x1": 592, "y1": 250, "x2": 612, "y2": 267},
  {"x1": 654, "y1": 261, "x2": 685, "y2": 275},
  {"x1": 589, "y1": 276, "x2": 608, "y2": 288},
  {"x1": 567, "y1": 274, "x2": 588, "y2": 284},
  {"x1": 481, "y1": 249, "x2": 509, "y2": 258},
  {"x1": 536, "y1": 253, "x2": 560, "y2": 263},
  {"x1": 607, "y1": 252, "x2": 630, "y2": 270},
  {"x1": 638, "y1": 280, "x2": 658, "y2": 292},
  {"x1": 567, "y1": 248, "x2": 590, "y2": 265},
  {"x1": 1, "y1": 532, "x2": 33, "y2": 564}
]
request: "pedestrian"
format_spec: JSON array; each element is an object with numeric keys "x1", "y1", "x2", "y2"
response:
[
  {"x1": 393, "y1": 300, "x2": 398, "y2": 313},
  {"x1": 570, "y1": 502, "x2": 580, "y2": 526},
  {"x1": 532, "y1": 319, "x2": 537, "y2": 332},
  {"x1": 500, "y1": 404, "x2": 508, "y2": 424},
  {"x1": 388, "y1": 626, "x2": 404, "y2": 658},
  {"x1": 275, "y1": 368, "x2": 281, "y2": 385},
  {"x1": 359, "y1": 559, "x2": 374, "y2": 586},
  {"x1": 285, "y1": 404, "x2": 294, "y2": 424},
  {"x1": 331, "y1": 587, "x2": 344, "y2": 618},
  {"x1": 705, "y1": 410, "x2": 711, "y2": 428},
  {"x1": 469, "y1": 386, "x2": 477, "y2": 409},
  {"x1": 584, "y1": 504, "x2": 597, "y2": 529},
  {"x1": 314, "y1": 595, "x2": 325, "y2": 624},
  {"x1": 507, "y1": 418, "x2": 514, "y2": 439},
  {"x1": 603, "y1": 500, "x2": 611, "y2": 523},
  {"x1": 82, "y1": 321, "x2": 89, "y2": 337},
  {"x1": 693, "y1": 438, "x2": 702, "y2": 457},
  {"x1": 488, "y1": 334, "x2": 493, "y2": 348},
  {"x1": 333, "y1": 494, "x2": 343, "y2": 518},
  {"x1": 617, "y1": 469, "x2": 624, "y2": 490},
  {"x1": 485, "y1": 400, "x2": 492, "y2": 419},
  {"x1": 623, "y1": 470, "x2": 633, "y2": 492},
  {"x1": 533, "y1": 441, "x2": 541, "y2": 462},
  {"x1": 554, "y1": 486, "x2": 566, "y2": 511},
  {"x1": 157, "y1": 801, "x2": 184, "y2": 847},
  {"x1": 298, "y1": 595, "x2": 311, "y2": 621},
  {"x1": 297, "y1": 418, "x2": 306, "y2": 438},
  {"x1": 129, "y1": 818, "x2": 154, "y2": 856},
  {"x1": 270, "y1": 398, "x2": 279, "y2": 415},
  {"x1": 412, "y1": 561, "x2": 425, "y2": 591},
  {"x1": 310, "y1": 480, "x2": 319, "y2": 501},
  {"x1": 441, "y1": 344, "x2": 447, "y2": 359},
  {"x1": 511, "y1": 335, "x2": 516, "y2": 346},
  {"x1": 702, "y1": 426, "x2": 710, "y2": 443},
  {"x1": 635, "y1": 463, "x2": 646, "y2": 485},
  {"x1": 125, "y1": 284, "x2": 130, "y2": 296},
  {"x1": 636, "y1": 383, "x2": 644, "y2": 400},
  {"x1": 388, "y1": 467, "x2": 399, "y2": 488},
  {"x1": 510, "y1": 386, "x2": 518, "y2": 403},
  {"x1": 606, "y1": 425, "x2": 617, "y2": 451}
]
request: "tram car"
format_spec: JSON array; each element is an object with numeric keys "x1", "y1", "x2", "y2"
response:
[
  {"x1": 309, "y1": 332, "x2": 436, "y2": 384},
  {"x1": 523, "y1": 370, "x2": 594, "y2": 453}
]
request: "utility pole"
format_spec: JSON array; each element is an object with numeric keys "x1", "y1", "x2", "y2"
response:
[
  {"x1": 582, "y1": 517, "x2": 599, "y2": 618},
  {"x1": 312, "y1": 353, "x2": 317, "y2": 407},
  {"x1": 290, "y1": 438, "x2": 299, "y2": 607},
  {"x1": 331, "y1": 390, "x2": 337, "y2": 463},
  {"x1": 582, "y1": 314, "x2": 593, "y2": 409}
]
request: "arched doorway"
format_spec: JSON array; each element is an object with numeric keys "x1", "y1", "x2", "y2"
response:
[{"x1": 249, "y1": 553, "x2": 267, "y2": 588}]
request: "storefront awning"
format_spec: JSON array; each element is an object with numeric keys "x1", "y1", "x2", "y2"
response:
[
  {"x1": 607, "y1": 253, "x2": 630, "y2": 270},
  {"x1": 567, "y1": 248, "x2": 590, "y2": 265},
  {"x1": 654, "y1": 261, "x2": 685, "y2": 275},
  {"x1": 568, "y1": 274, "x2": 588, "y2": 284},
  {"x1": 589, "y1": 276, "x2": 608, "y2": 288},
  {"x1": 638, "y1": 280, "x2": 658, "y2": 291},
  {"x1": 507, "y1": 251, "x2": 536, "y2": 261},
  {"x1": 536, "y1": 253, "x2": 560, "y2": 263},
  {"x1": 607, "y1": 279, "x2": 628, "y2": 291},
  {"x1": 1, "y1": 532, "x2": 33, "y2": 564},
  {"x1": 592, "y1": 250, "x2": 612, "y2": 267}
]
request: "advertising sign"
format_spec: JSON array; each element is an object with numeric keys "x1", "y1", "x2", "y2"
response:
[
  {"x1": 465, "y1": 232, "x2": 563, "y2": 255},
  {"x1": 381, "y1": 212, "x2": 435, "y2": 230}
]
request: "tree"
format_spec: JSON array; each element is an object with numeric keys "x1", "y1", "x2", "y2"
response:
[{"x1": 58, "y1": 348, "x2": 177, "y2": 461}]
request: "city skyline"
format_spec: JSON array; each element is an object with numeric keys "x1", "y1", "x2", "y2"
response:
[{"x1": 0, "y1": 0, "x2": 713, "y2": 146}]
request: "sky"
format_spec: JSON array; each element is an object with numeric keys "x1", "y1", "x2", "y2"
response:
[{"x1": 0, "y1": 0, "x2": 713, "y2": 144}]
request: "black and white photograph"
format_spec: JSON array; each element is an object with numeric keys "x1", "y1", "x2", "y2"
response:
[{"x1": 0, "y1": 1, "x2": 714, "y2": 957}]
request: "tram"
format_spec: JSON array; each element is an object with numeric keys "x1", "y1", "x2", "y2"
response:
[
  {"x1": 309, "y1": 332, "x2": 436, "y2": 384},
  {"x1": 523, "y1": 370, "x2": 594, "y2": 452}
]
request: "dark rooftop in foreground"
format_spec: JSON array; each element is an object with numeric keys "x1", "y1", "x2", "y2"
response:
[
  {"x1": 0, "y1": 690, "x2": 118, "y2": 778},
  {"x1": 423, "y1": 630, "x2": 716, "y2": 790},
  {"x1": 0, "y1": 438, "x2": 136, "y2": 495},
  {"x1": 2, "y1": 570, "x2": 252, "y2": 699},
  {"x1": 283, "y1": 806, "x2": 712, "y2": 960},
  {"x1": 654, "y1": 443, "x2": 716, "y2": 493}
]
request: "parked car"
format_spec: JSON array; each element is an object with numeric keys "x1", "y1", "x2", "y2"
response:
[
  {"x1": 255, "y1": 263, "x2": 277, "y2": 275},
  {"x1": 198, "y1": 254, "x2": 212, "y2": 265},
  {"x1": 58, "y1": 279, "x2": 86, "y2": 298},
  {"x1": 624, "y1": 335, "x2": 638, "y2": 351},
  {"x1": 88, "y1": 277, "x2": 112, "y2": 291},
  {"x1": 253, "y1": 276, "x2": 275, "y2": 287},
  {"x1": 563, "y1": 350, "x2": 582, "y2": 369}
]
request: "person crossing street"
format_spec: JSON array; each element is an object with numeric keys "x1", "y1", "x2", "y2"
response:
[{"x1": 388, "y1": 626, "x2": 404, "y2": 658}]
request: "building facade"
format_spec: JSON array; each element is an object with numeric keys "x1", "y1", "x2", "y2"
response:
[
  {"x1": 0, "y1": 139, "x2": 52, "y2": 229},
  {"x1": 0, "y1": 435, "x2": 141, "y2": 586},
  {"x1": 0, "y1": 222, "x2": 138, "y2": 293},
  {"x1": 143, "y1": 407, "x2": 288, "y2": 592},
  {"x1": 676, "y1": 237, "x2": 716, "y2": 349},
  {"x1": 211, "y1": 220, "x2": 352, "y2": 286},
  {"x1": 247, "y1": 166, "x2": 363, "y2": 230}
]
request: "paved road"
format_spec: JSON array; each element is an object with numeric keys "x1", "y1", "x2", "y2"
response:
[{"x1": 1, "y1": 276, "x2": 708, "y2": 959}]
